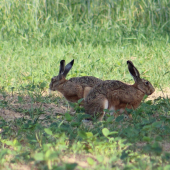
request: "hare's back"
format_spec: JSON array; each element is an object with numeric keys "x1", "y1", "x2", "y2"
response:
[
  {"x1": 85, "y1": 80, "x2": 125, "y2": 102},
  {"x1": 69, "y1": 76, "x2": 102, "y2": 87}
]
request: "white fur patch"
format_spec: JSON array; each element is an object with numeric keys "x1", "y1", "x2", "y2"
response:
[
  {"x1": 103, "y1": 99, "x2": 109, "y2": 117},
  {"x1": 103, "y1": 99, "x2": 109, "y2": 109}
]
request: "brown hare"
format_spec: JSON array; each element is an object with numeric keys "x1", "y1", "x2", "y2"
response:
[
  {"x1": 49, "y1": 59, "x2": 102, "y2": 104},
  {"x1": 84, "y1": 60, "x2": 155, "y2": 121}
]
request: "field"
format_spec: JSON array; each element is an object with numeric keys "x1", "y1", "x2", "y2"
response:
[{"x1": 0, "y1": 0, "x2": 170, "y2": 169}]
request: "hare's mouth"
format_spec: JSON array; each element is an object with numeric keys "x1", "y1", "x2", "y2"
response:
[
  {"x1": 146, "y1": 91, "x2": 154, "y2": 96},
  {"x1": 148, "y1": 91, "x2": 154, "y2": 95}
]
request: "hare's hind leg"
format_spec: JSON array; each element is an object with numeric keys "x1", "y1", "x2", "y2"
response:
[
  {"x1": 85, "y1": 94, "x2": 108, "y2": 121},
  {"x1": 98, "y1": 98, "x2": 109, "y2": 121}
]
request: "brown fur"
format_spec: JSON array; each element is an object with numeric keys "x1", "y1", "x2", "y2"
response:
[
  {"x1": 84, "y1": 60, "x2": 155, "y2": 120},
  {"x1": 49, "y1": 60, "x2": 102, "y2": 103}
]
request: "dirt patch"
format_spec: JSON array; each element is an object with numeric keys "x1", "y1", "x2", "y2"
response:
[
  {"x1": 0, "y1": 92, "x2": 74, "y2": 121},
  {"x1": 0, "y1": 88, "x2": 170, "y2": 121},
  {"x1": 62, "y1": 154, "x2": 98, "y2": 169},
  {"x1": 0, "y1": 109, "x2": 22, "y2": 121},
  {"x1": 147, "y1": 88, "x2": 170, "y2": 100},
  {"x1": 3, "y1": 155, "x2": 36, "y2": 170},
  {"x1": 3, "y1": 164, "x2": 33, "y2": 170}
]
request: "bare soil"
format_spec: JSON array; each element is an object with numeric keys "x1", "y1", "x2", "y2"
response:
[{"x1": 0, "y1": 88, "x2": 169, "y2": 121}]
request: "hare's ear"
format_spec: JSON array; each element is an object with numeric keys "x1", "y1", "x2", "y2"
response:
[
  {"x1": 59, "y1": 60, "x2": 65, "y2": 74},
  {"x1": 63, "y1": 59, "x2": 74, "y2": 77},
  {"x1": 127, "y1": 60, "x2": 140, "y2": 82}
]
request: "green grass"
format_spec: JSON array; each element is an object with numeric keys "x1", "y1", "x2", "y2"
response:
[
  {"x1": 0, "y1": 0, "x2": 170, "y2": 169},
  {"x1": 0, "y1": 0, "x2": 170, "y2": 90},
  {"x1": 0, "y1": 41, "x2": 169, "y2": 91}
]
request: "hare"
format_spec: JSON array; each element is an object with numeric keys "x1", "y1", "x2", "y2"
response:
[
  {"x1": 49, "y1": 59, "x2": 103, "y2": 104},
  {"x1": 84, "y1": 60, "x2": 155, "y2": 121}
]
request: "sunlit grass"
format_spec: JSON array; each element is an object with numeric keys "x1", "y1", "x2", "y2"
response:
[{"x1": 0, "y1": 41, "x2": 169, "y2": 91}]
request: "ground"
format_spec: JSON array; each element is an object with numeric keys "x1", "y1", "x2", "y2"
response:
[
  {"x1": 1, "y1": 88, "x2": 170, "y2": 170},
  {"x1": 1, "y1": 88, "x2": 169, "y2": 121}
]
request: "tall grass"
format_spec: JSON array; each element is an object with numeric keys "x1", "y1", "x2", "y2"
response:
[
  {"x1": 0, "y1": 0, "x2": 170, "y2": 47},
  {"x1": 0, "y1": 0, "x2": 170, "y2": 90}
]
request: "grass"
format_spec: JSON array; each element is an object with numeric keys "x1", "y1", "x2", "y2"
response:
[
  {"x1": 0, "y1": 0, "x2": 170, "y2": 90},
  {"x1": 0, "y1": 0, "x2": 170, "y2": 169},
  {"x1": 0, "y1": 41, "x2": 170, "y2": 90}
]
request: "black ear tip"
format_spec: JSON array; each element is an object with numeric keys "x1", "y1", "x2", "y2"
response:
[
  {"x1": 60, "y1": 60, "x2": 65, "y2": 64},
  {"x1": 70, "y1": 59, "x2": 74, "y2": 65},
  {"x1": 127, "y1": 60, "x2": 134, "y2": 66}
]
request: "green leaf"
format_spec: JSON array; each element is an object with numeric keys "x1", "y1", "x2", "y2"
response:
[
  {"x1": 108, "y1": 131, "x2": 118, "y2": 135},
  {"x1": 78, "y1": 130, "x2": 87, "y2": 139},
  {"x1": 152, "y1": 142, "x2": 162, "y2": 156},
  {"x1": 115, "y1": 115, "x2": 124, "y2": 122},
  {"x1": 0, "y1": 149, "x2": 8, "y2": 160},
  {"x1": 142, "y1": 125, "x2": 152, "y2": 131},
  {"x1": 69, "y1": 102, "x2": 76, "y2": 108},
  {"x1": 96, "y1": 155, "x2": 103, "y2": 163},
  {"x1": 103, "y1": 109, "x2": 111, "y2": 113},
  {"x1": 86, "y1": 132, "x2": 93, "y2": 138},
  {"x1": 143, "y1": 95, "x2": 148, "y2": 101},
  {"x1": 155, "y1": 136, "x2": 162, "y2": 141},
  {"x1": 5, "y1": 141, "x2": 13, "y2": 146},
  {"x1": 45, "y1": 151, "x2": 59, "y2": 160},
  {"x1": 152, "y1": 121, "x2": 162, "y2": 128},
  {"x1": 40, "y1": 82, "x2": 47, "y2": 90},
  {"x1": 143, "y1": 136, "x2": 151, "y2": 142},
  {"x1": 102, "y1": 128, "x2": 110, "y2": 137},
  {"x1": 78, "y1": 98, "x2": 84, "y2": 104},
  {"x1": 24, "y1": 76, "x2": 32, "y2": 80},
  {"x1": 34, "y1": 152, "x2": 44, "y2": 161},
  {"x1": 120, "y1": 150, "x2": 129, "y2": 160},
  {"x1": 145, "y1": 100, "x2": 152, "y2": 105},
  {"x1": 65, "y1": 112, "x2": 73, "y2": 122},
  {"x1": 18, "y1": 96, "x2": 23, "y2": 103},
  {"x1": 65, "y1": 163, "x2": 78, "y2": 170},
  {"x1": 87, "y1": 157, "x2": 94, "y2": 165},
  {"x1": 71, "y1": 122, "x2": 80, "y2": 127},
  {"x1": 106, "y1": 116, "x2": 114, "y2": 123},
  {"x1": 44, "y1": 128, "x2": 53, "y2": 135}
]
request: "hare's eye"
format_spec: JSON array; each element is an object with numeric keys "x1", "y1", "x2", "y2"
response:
[{"x1": 145, "y1": 81, "x2": 149, "y2": 85}]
